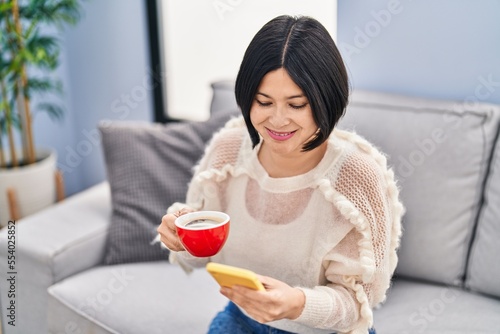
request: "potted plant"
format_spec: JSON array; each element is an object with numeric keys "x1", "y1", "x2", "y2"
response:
[{"x1": 0, "y1": 0, "x2": 82, "y2": 224}]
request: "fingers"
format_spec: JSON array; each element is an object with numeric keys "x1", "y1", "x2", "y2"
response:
[
  {"x1": 222, "y1": 287, "x2": 277, "y2": 323},
  {"x1": 219, "y1": 287, "x2": 256, "y2": 313},
  {"x1": 220, "y1": 286, "x2": 272, "y2": 321},
  {"x1": 157, "y1": 213, "x2": 185, "y2": 251},
  {"x1": 220, "y1": 277, "x2": 304, "y2": 323},
  {"x1": 256, "y1": 274, "x2": 274, "y2": 289},
  {"x1": 157, "y1": 207, "x2": 195, "y2": 251},
  {"x1": 172, "y1": 207, "x2": 194, "y2": 219}
]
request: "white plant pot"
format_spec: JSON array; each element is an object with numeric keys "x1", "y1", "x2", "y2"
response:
[{"x1": 0, "y1": 149, "x2": 57, "y2": 226}]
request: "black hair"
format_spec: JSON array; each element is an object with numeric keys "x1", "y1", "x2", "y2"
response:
[{"x1": 235, "y1": 15, "x2": 349, "y2": 151}]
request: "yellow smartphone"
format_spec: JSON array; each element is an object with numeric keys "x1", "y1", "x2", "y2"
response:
[{"x1": 206, "y1": 262, "x2": 265, "y2": 291}]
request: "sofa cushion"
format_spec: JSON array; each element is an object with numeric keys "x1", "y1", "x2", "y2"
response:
[
  {"x1": 99, "y1": 109, "x2": 237, "y2": 265},
  {"x1": 373, "y1": 278, "x2": 500, "y2": 333},
  {"x1": 466, "y1": 128, "x2": 500, "y2": 298},
  {"x1": 47, "y1": 262, "x2": 228, "y2": 334},
  {"x1": 338, "y1": 90, "x2": 500, "y2": 286}
]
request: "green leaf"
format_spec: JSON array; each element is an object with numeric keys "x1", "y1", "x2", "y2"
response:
[
  {"x1": 35, "y1": 102, "x2": 64, "y2": 121},
  {"x1": 20, "y1": 29, "x2": 61, "y2": 69},
  {"x1": 26, "y1": 77, "x2": 63, "y2": 95},
  {"x1": 0, "y1": 2, "x2": 13, "y2": 15},
  {"x1": 27, "y1": 0, "x2": 83, "y2": 28}
]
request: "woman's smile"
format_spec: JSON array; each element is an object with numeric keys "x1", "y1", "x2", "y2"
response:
[{"x1": 265, "y1": 128, "x2": 297, "y2": 141}]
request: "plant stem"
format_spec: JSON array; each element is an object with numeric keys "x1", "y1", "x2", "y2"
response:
[
  {"x1": 0, "y1": 78, "x2": 18, "y2": 168},
  {"x1": 0, "y1": 0, "x2": 8, "y2": 167},
  {"x1": 0, "y1": 120, "x2": 5, "y2": 168},
  {"x1": 12, "y1": 0, "x2": 35, "y2": 164},
  {"x1": 0, "y1": 132, "x2": 5, "y2": 168}
]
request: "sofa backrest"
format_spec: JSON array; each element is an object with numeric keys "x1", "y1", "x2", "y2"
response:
[
  {"x1": 210, "y1": 81, "x2": 238, "y2": 115},
  {"x1": 338, "y1": 90, "x2": 500, "y2": 288},
  {"x1": 466, "y1": 132, "x2": 500, "y2": 299},
  {"x1": 209, "y1": 81, "x2": 500, "y2": 295}
]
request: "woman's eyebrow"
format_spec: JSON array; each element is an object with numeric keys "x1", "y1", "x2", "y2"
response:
[
  {"x1": 287, "y1": 94, "x2": 305, "y2": 99},
  {"x1": 256, "y1": 92, "x2": 305, "y2": 99}
]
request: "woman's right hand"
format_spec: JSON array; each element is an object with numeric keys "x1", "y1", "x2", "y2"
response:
[{"x1": 157, "y1": 208, "x2": 192, "y2": 251}]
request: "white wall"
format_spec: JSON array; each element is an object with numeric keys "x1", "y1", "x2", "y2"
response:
[{"x1": 160, "y1": 0, "x2": 338, "y2": 121}]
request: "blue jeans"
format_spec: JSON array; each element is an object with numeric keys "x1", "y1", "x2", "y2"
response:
[{"x1": 207, "y1": 302, "x2": 376, "y2": 334}]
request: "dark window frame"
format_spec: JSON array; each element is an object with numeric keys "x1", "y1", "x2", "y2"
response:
[{"x1": 145, "y1": 0, "x2": 180, "y2": 123}]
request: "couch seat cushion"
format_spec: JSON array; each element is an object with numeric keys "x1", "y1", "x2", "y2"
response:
[
  {"x1": 374, "y1": 279, "x2": 500, "y2": 333},
  {"x1": 47, "y1": 262, "x2": 228, "y2": 334}
]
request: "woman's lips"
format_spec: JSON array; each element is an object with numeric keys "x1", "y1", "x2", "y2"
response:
[{"x1": 266, "y1": 128, "x2": 297, "y2": 141}]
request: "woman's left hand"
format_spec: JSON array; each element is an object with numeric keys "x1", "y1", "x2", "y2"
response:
[{"x1": 220, "y1": 274, "x2": 305, "y2": 323}]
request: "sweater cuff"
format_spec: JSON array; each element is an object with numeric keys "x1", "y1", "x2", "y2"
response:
[
  {"x1": 168, "y1": 251, "x2": 194, "y2": 274},
  {"x1": 169, "y1": 250, "x2": 211, "y2": 274},
  {"x1": 295, "y1": 287, "x2": 334, "y2": 327}
]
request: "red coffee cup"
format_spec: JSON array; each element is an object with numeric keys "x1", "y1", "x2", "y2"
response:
[{"x1": 174, "y1": 211, "x2": 230, "y2": 257}]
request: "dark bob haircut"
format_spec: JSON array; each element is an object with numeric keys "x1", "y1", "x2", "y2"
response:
[{"x1": 235, "y1": 15, "x2": 349, "y2": 151}]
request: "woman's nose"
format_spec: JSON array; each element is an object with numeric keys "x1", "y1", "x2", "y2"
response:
[{"x1": 269, "y1": 105, "x2": 290, "y2": 128}]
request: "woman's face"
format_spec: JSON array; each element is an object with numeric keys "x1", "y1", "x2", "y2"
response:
[{"x1": 250, "y1": 68, "x2": 319, "y2": 157}]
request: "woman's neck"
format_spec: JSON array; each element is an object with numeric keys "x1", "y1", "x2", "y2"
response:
[{"x1": 258, "y1": 141, "x2": 328, "y2": 178}]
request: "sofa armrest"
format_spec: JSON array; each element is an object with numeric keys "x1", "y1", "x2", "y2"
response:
[
  {"x1": 0, "y1": 181, "x2": 111, "y2": 334},
  {"x1": 1, "y1": 181, "x2": 112, "y2": 280}
]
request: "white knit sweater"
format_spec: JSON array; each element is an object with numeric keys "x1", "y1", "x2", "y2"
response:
[{"x1": 168, "y1": 116, "x2": 404, "y2": 334}]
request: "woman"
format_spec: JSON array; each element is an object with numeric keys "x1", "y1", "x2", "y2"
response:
[{"x1": 157, "y1": 15, "x2": 404, "y2": 334}]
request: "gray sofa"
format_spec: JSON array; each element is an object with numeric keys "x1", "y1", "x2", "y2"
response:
[{"x1": 1, "y1": 81, "x2": 500, "y2": 334}]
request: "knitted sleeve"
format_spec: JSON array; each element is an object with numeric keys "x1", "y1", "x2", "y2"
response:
[{"x1": 296, "y1": 133, "x2": 404, "y2": 333}]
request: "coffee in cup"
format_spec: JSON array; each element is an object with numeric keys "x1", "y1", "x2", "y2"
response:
[
  {"x1": 175, "y1": 211, "x2": 230, "y2": 257},
  {"x1": 184, "y1": 218, "x2": 221, "y2": 229}
]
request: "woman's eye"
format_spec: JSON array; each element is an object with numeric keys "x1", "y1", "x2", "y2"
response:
[
  {"x1": 290, "y1": 103, "x2": 307, "y2": 110},
  {"x1": 256, "y1": 100, "x2": 272, "y2": 107}
]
